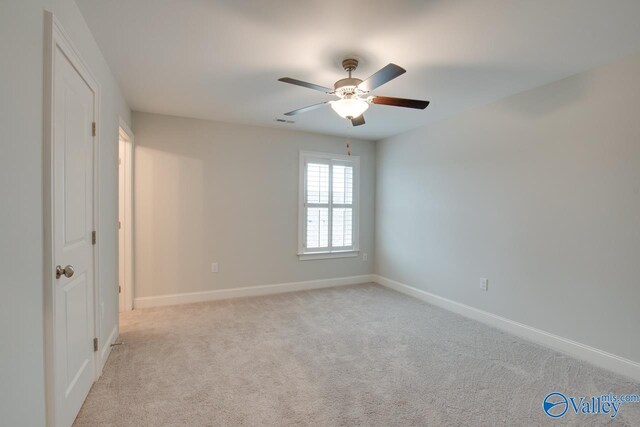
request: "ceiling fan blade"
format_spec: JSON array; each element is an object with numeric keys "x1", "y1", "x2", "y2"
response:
[
  {"x1": 358, "y1": 63, "x2": 406, "y2": 92},
  {"x1": 284, "y1": 102, "x2": 329, "y2": 116},
  {"x1": 370, "y1": 96, "x2": 430, "y2": 109},
  {"x1": 351, "y1": 115, "x2": 365, "y2": 126},
  {"x1": 278, "y1": 77, "x2": 333, "y2": 93}
]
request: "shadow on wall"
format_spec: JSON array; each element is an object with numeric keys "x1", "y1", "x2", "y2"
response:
[
  {"x1": 496, "y1": 72, "x2": 589, "y2": 117},
  {"x1": 401, "y1": 63, "x2": 590, "y2": 123},
  {"x1": 135, "y1": 146, "x2": 206, "y2": 297}
]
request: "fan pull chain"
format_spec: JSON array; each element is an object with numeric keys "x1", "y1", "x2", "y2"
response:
[{"x1": 346, "y1": 120, "x2": 352, "y2": 156}]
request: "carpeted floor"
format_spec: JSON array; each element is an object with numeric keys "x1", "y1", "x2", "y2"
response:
[{"x1": 74, "y1": 283, "x2": 640, "y2": 426}]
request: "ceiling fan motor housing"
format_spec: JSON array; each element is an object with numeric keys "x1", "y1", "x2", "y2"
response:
[
  {"x1": 334, "y1": 58, "x2": 366, "y2": 99},
  {"x1": 334, "y1": 77, "x2": 364, "y2": 98}
]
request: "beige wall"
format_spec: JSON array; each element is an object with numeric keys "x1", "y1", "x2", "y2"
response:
[
  {"x1": 132, "y1": 112, "x2": 375, "y2": 298},
  {"x1": 0, "y1": 1, "x2": 130, "y2": 424},
  {"x1": 1, "y1": 2, "x2": 49, "y2": 424},
  {"x1": 375, "y1": 52, "x2": 640, "y2": 364}
]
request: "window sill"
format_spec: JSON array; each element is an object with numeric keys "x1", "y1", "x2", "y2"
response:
[{"x1": 297, "y1": 250, "x2": 359, "y2": 261}]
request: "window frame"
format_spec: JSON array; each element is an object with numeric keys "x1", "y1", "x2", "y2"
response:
[{"x1": 298, "y1": 151, "x2": 360, "y2": 260}]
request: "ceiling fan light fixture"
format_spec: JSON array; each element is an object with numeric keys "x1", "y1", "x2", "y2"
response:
[
  {"x1": 279, "y1": 59, "x2": 428, "y2": 126},
  {"x1": 330, "y1": 98, "x2": 369, "y2": 119}
]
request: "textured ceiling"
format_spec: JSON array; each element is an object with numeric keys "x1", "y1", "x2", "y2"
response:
[{"x1": 76, "y1": 0, "x2": 640, "y2": 140}]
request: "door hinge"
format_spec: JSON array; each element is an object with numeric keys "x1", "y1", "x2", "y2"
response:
[
  {"x1": 92, "y1": 122, "x2": 96, "y2": 137},
  {"x1": 92, "y1": 230, "x2": 97, "y2": 245},
  {"x1": 93, "y1": 337, "x2": 98, "y2": 352},
  {"x1": 119, "y1": 285, "x2": 121, "y2": 294}
]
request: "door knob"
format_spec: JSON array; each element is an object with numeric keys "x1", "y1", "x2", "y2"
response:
[{"x1": 56, "y1": 265, "x2": 75, "y2": 279}]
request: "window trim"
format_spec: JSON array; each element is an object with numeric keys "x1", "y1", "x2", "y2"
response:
[{"x1": 298, "y1": 151, "x2": 360, "y2": 260}]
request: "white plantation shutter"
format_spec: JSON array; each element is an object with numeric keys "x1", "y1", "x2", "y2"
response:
[
  {"x1": 299, "y1": 152, "x2": 359, "y2": 257},
  {"x1": 331, "y1": 164, "x2": 353, "y2": 248},
  {"x1": 306, "y1": 163, "x2": 329, "y2": 204},
  {"x1": 305, "y1": 162, "x2": 330, "y2": 248},
  {"x1": 332, "y1": 165, "x2": 353, "y2": 205},
  {"x1": 332, "y1": 207, "x2": 352, "y2": 247},
  {"x1": 306, "y1": 207, "x2": 329, "y2": 248}
]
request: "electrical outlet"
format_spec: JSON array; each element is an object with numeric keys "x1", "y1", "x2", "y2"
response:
[
  {"x1": 480, "y1": 278, "x2": 488, "y2": 291},
  {"x1": 363, "y1": 253, "x2": 368, "y2": 261},
  {"x1": 211, "y1": 262, "x2": 218, "y2": 273}
]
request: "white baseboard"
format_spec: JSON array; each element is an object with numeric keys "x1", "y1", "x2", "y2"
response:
[
  {"x1": 99, "y1": 324, "x2": 118, "y2": 374},
  {"x1": 133, "y1": 275, "x2": 375, "y2": 309},
  {"x1": 372, "y1": 275, "x2": 640, "y2": 382}
]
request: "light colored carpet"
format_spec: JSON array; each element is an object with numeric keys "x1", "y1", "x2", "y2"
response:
[{"x1": 74, "y1": 283, "x2": 640, "y2": 426}]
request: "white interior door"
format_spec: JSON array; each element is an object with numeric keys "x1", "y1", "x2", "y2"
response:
[
  {"x1": 53, "y1": 43, "x2": 96, "y2": 427},
  {"x1": 118, "y1": 138, "x2": 125, "y2": 312}
]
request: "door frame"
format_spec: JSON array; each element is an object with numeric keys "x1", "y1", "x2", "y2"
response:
[
  {"x1": 43, "y1": 12, "x2": 102, "y2": 426},
  {"x1": 118, "y1": 117, "x2": 135, "y2": 312}
]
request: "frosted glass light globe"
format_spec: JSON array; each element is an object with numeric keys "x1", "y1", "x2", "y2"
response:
[{"x1": 330, "y1": 98, "x2": 369, "y2": 119}]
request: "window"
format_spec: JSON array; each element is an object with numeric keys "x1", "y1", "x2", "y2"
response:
[{"x1": 298, "y1": 151, "x2": 359, "y2": 260}]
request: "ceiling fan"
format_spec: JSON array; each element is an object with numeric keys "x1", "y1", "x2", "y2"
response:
[{"x1": 278, "y1": 58, "x2": 429, "y2": 126}]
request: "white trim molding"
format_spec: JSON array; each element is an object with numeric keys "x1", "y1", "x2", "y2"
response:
[
  {"x1": 372, "y1": 275, "x2": 640, "y2": 382},
  {"x1": 134, "y1": 275, "x2": 375, "y2": 309},
  {"x1": 297, "y1": 250, "x2": 359, "y2": 261},
  {"x1": 99, "y1": 325, "x2": 119, "y2": 373},
  {"x1": 118, "y1": 118, "x2": 135, "y2": 312}
]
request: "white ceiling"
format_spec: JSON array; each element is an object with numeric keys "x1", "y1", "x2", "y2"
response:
[{"x1": 76, "y1": 0, "x2": 640, "y2": 140}]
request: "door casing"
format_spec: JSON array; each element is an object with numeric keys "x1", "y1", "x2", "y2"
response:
[{"x1": 118, "y1": 118, "x2": 135, "y2": 312}]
